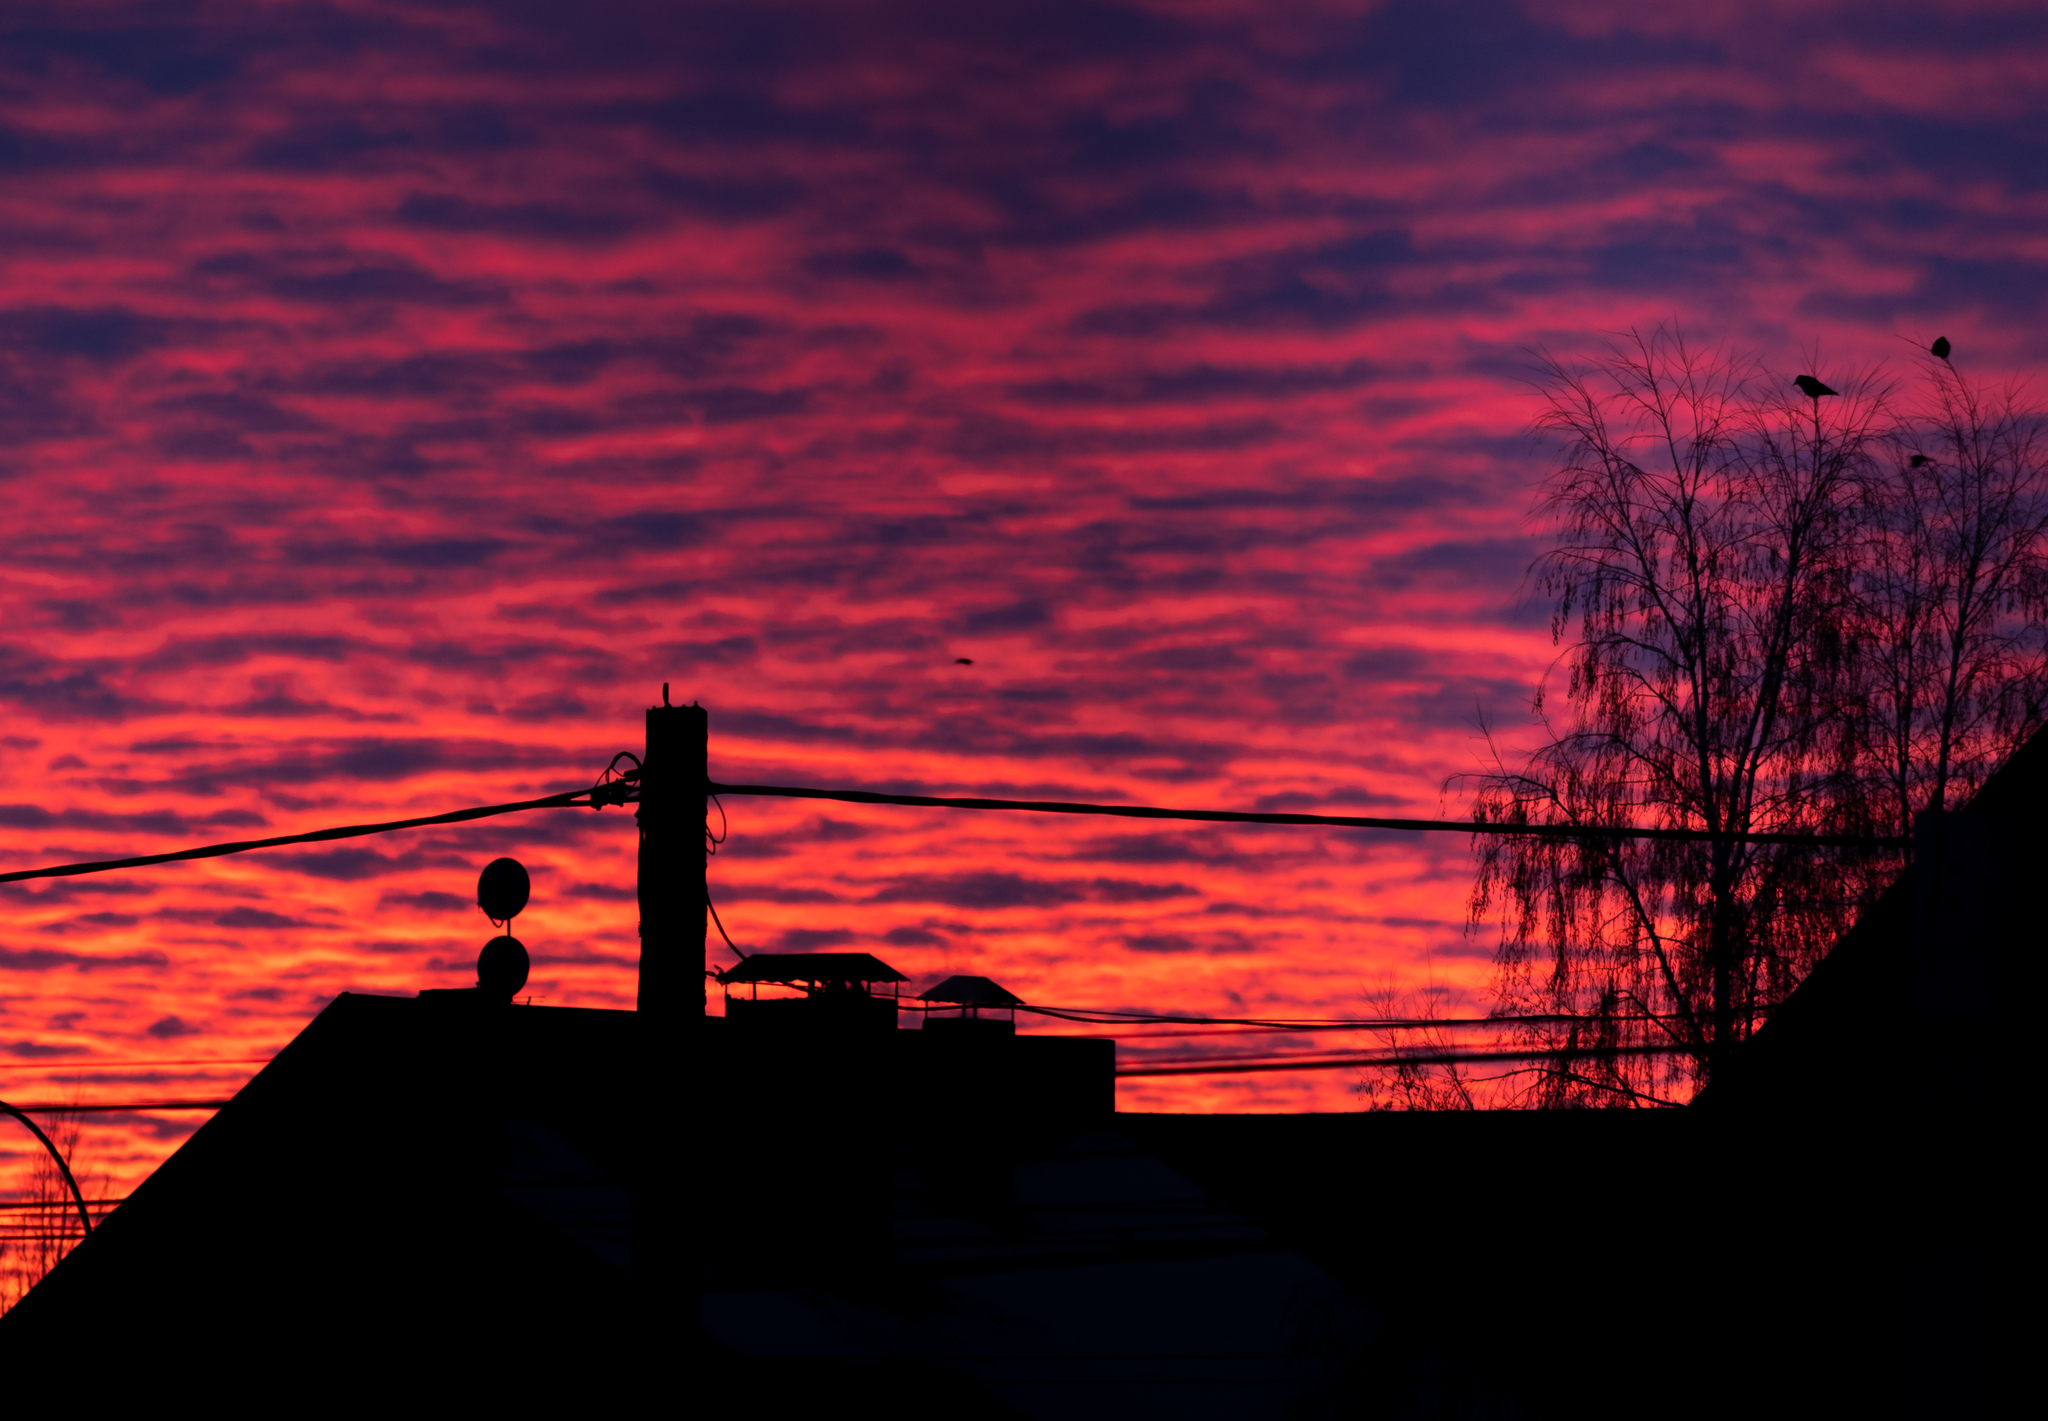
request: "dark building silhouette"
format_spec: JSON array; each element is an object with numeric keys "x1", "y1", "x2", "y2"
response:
[
  {"x1": 707, "y1": 962, "x2": 1366, "y2": 1417},
  {"x1": 5, "y1": 728, "x2": 2030, "y2": 1414},
  {"x1": 0, "y1": 993, "x2": 639, "y2": 1401},
  {"x1": 1119, "y1": 735, "x2": 2042, "y2": 1419},
  {"x1": 700, "y1": 729, "x2": 2034, "y2": 1416}
]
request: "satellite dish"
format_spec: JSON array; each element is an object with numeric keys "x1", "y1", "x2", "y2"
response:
[
  {"x1": 477, "y1": 935, "x2": 530, "y2": 1000},
  {"x1": 477, "y1": 857, "x2": 530, "y2": 923}
]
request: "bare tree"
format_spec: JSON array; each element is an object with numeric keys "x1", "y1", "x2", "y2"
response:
[
  {"x1": 1355, "y1": 978, "x2": 1477, "y2": 1112},
  {"x1": 1859, "y1": 350, "x2": 2048, "y2": 837},
  {"x1": 1464, "y1": 328, "x2": 1892, "y2": 1101}
]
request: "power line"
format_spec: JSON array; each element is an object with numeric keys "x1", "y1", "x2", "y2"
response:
[
  {"x1": 2, "y1": 1100, "x2": 230, "y2": 1114},
  {"x1": 10, "y1": 1053, "x2": 1686, "y2": 1095},
  {"x1": 1122, "y1": 1048, "x2": 1433, "y2": 1071},
  {"x1": 0, "y1": 767, "x2": 1905, "y2": 891},
  {"x1": 709, "y1": 781, "x2": 1910, "y2": 849},
  {"x1": 1116, "y1": 1043, "x2": 1685, "y2": 1078},
  {"x1": 9, "y1": 1042, "x2": 1687, "y2": 1097},
  {"x1": 706, "y1": 888, "x2": 748, "y2": 959},
  {"x1": 0, "y1": 1055, "x2": 278, "y2": 1072},
  {"x1": 0, "y1": 788, "x2": 612, "y2": 886},
  {"x1": 1018, "y1": 1004, "x2": 1745, "y2": 1032}
]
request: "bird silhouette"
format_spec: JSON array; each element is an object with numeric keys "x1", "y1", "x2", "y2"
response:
[
  {"x1": 1931, "y1": 336, "x2": 1951, "y2": 360},
  {"x1": 1910, "y1": 455, "x2": 1931, "y2": 468},
  {"x1": 1793, "y1": 375, "x2": 1838, "y2": 398},
  {"x1": 955, "y1": 657, "x2": 973, "y2": 665}
]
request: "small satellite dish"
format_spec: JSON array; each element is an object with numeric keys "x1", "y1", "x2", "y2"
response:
[
  {"x1": 477, "y1": 935, "x2": 529, "y2": 1000},
  {"x1": 477, "y1": 857, "x2": 530, "y2": 924}
]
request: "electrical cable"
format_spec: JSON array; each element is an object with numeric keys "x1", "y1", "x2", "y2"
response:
[
  {"x1": 1120, "y1": 1047, "x2": 1426, "y2": 1070},
  {"x1": 0, "y1": 749, "x2": 649, "y2": 886},
  {"x1": 0, "y1": 1055, "x2": 278, "y2": 1071},
  {"x1": 0, "y1": 765, "x2": 1904, "y2": 889},
  {"x1": 706, "y1": 888, "x2": 747, "y2": 960},
  {"x1": 2, "y1": 1100, "x2": 231, "y2": 1114},
  {"x1": 708, "y1": 781, "x2": 1910, "y2": 848},
  {"x1": 0, "y1": 789, "x2": 601, "y2": 886},
  {"x1": 1114, "y1": 1042, "x2": 1686, "y2": 1077},
  {"x1": 1015, "y1": 1004, "x2": 1749, "y2": 1032}
]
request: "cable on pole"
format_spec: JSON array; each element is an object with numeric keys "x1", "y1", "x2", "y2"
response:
[
  {"x1": 706, "y1": 888, "x2": 747, "y2": 959},
  {"x1": 0, "y1": 766, "x2": 1904, "y2": 891},
  {"x1": 1115, "y1": 1043, "x2": 1685, "y2": 1078},
  {"x1": 1015, "y1": 1004, "x2": 1755, "y2": 1032},
  {"x1": 708, "y1": 781, "x2": 1911, "y2": 849},
  {"x1": 0, "y1": 787, "x2": 621, "y2": 887}
]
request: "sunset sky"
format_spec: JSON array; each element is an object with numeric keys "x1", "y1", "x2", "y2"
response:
[{"x1": 4, "y1": 0, "x2": 2047, "y2": 1200}]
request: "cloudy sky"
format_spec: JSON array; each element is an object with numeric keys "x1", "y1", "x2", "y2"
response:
[{"x1": 3, "y1": 0, "x2": 2045, "y2": 1196}]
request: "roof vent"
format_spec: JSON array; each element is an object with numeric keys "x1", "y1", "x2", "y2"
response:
[{"x1": 919, "y1": 975, "x2": 1021, "y2": 1034}]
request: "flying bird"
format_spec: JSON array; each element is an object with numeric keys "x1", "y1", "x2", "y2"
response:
[
  {"x1": 1793, "y1": 375, "x2": 1838, "y2": 398},
  {"x1": 955, "y1": 657, "x2": 973, "y2": 665},
  {"x1": 1931, "y1": 336, "x2": 1952, "y2": 360}
]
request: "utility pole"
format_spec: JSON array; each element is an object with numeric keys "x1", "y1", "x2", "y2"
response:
[
  {"x1": 634, "y1": 686, "x2": 704, "y2": 1364},
  {"x1": 637, "y1": 686, "x2": 706, "y2": 1017}
]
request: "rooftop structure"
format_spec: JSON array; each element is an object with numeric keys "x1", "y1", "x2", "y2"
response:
[
  {"x1": 718, "y1": 951, "x2": 907, "y2": 1034},
  {"x1": 718, "y1": 951, "x2": 908, "y2": 991},
  {"x1": 917, "y1": 974, "x2": 1022, "y2": 1034}
]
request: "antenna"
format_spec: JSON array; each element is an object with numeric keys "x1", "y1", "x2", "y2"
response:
[
  {"x1": 477, "y1": 857, "x2": 530, "y2": 925},
  {"x1": 475, "y1": 857, "x2": 532, "y2": 1002}
]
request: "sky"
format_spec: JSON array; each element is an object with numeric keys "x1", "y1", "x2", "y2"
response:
[{"x1": 3, "y1": 0, "x2": 2048, "y2": 1205}]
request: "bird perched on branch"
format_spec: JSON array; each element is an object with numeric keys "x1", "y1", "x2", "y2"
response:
[
  {"x1": 1931, "y1": 336, "x2": 1952, "y2": 360},
  {"x1": 1793, "y1": 375, "x2": 1838, "y2": 399}
]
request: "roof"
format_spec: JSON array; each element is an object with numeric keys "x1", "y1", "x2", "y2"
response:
[
  {"x1": 0, "y1": 993, "x2": 638, "y2": 1397},
  {"x1": 920, "y1": 974, "x2": 1022, "y2": 1006},
  {"x1": 1697, "y1": 716, "x2": 2048, "y2": 1113},
  {"x1": 720, "y1": 952, "x2": 907, "y2": 985}
]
